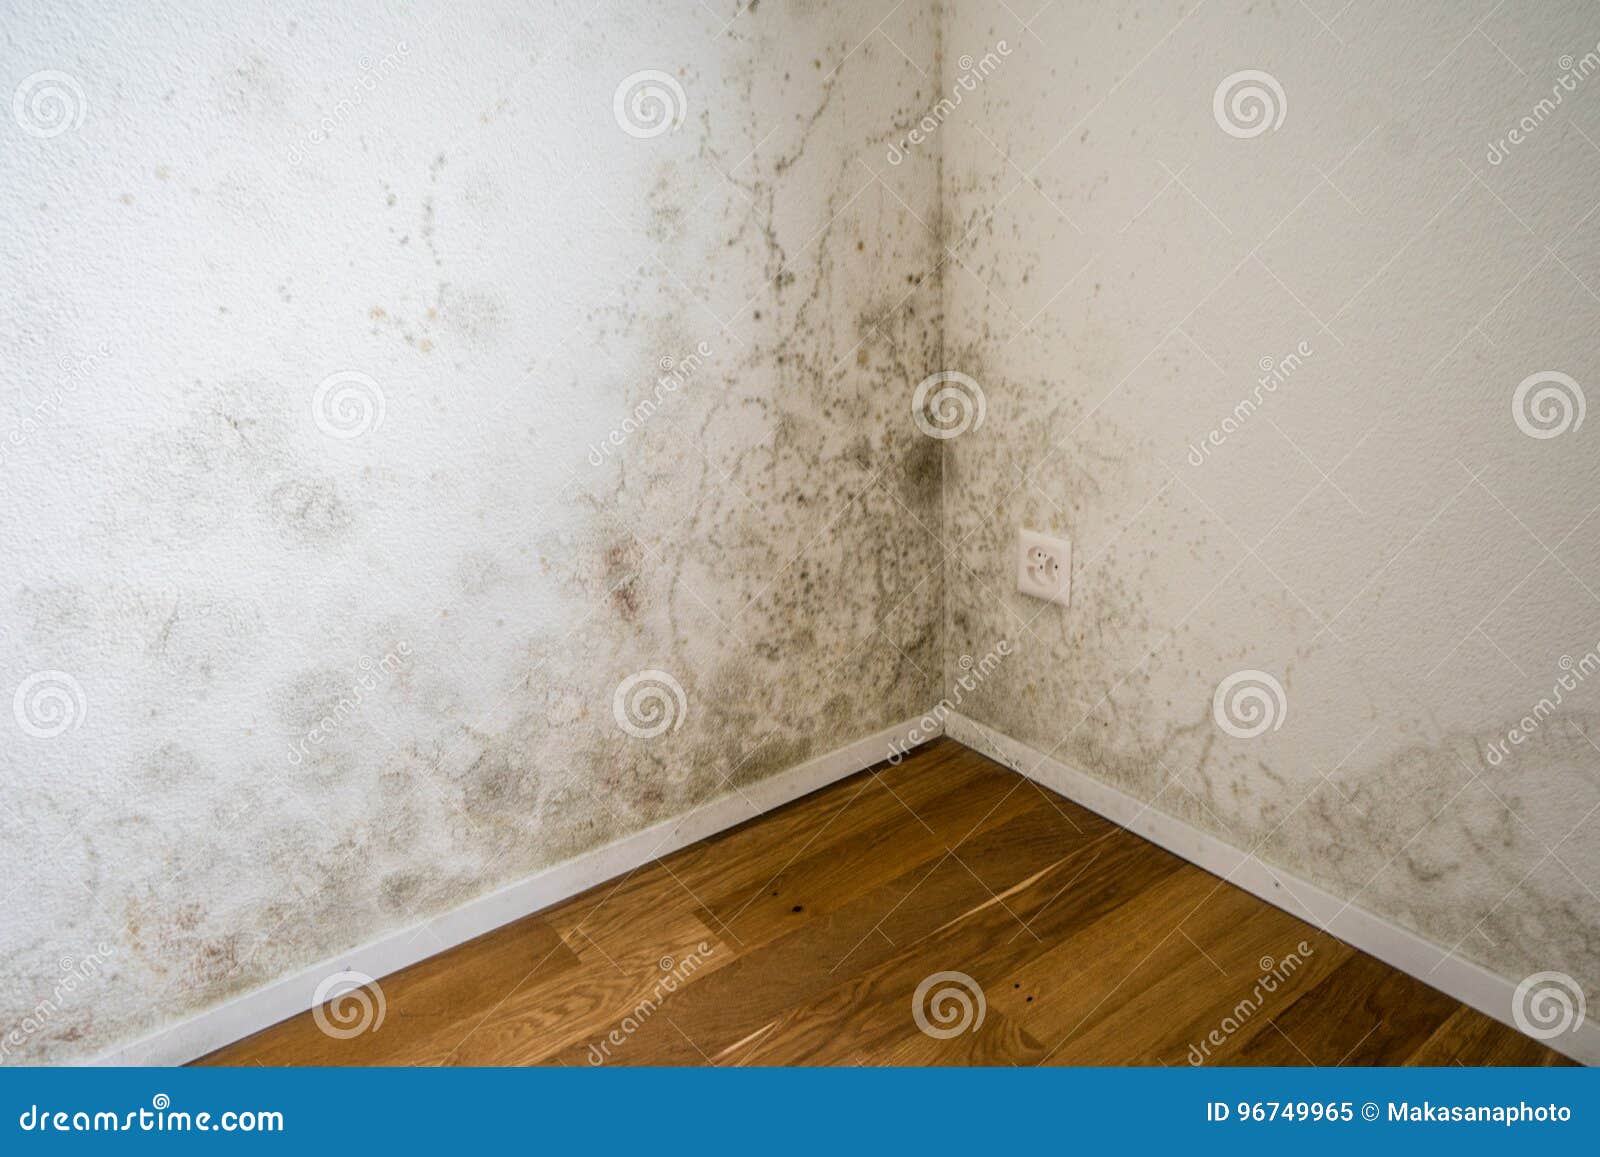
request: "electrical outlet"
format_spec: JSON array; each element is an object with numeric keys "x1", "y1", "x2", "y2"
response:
[{"x1": 1017, "y1": 528, "x2": 1071, "y2": 607}]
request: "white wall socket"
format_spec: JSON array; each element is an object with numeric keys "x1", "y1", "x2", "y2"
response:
[{"x1": 1017, "y1": 528, "x2": 1071, "y2": 607}]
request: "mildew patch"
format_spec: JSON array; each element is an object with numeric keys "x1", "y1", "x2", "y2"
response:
[
  {"x1": 264, "y1": 477, "x2": 353, "y2": 545},
  {"x1": 135, "y1": 743, "x2": 205, "y2": 790},
  {"x1": 436, "y1": 283, "x2": 508, "y2": 352},
  {"x1": 940, "y1": 0, "x2": 1600, "y2": 1009},
  {"x1": 274, "y1": 666, "x2": 363, "y2": 736},
  {"x1": 646, "y1": 162, "x2": 690, "y2": 246},
  {"x1": 213, "y1": 56, "x2": 284, "y2": 121},
  {"x1": 123, "y1": 899, "x2": 247, "y2": 992},
  {"x1": 2, "y1": 0, "x2": 949, "y2": 1066}
]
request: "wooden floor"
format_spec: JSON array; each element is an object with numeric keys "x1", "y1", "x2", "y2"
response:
[{"x1": 201, "y1": 739, "x2": 1570, "y2": 1066}]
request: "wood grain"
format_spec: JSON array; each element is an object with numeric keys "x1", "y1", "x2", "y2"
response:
[{"x1": 198, "y1": 738, "x2": 1574, "y2": 1067}]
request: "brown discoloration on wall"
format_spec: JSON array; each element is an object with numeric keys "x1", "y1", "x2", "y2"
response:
[
  {"x1": 938, "y1": 0, "x2": 1600, "y2": 1017},
  {"x1": 265, "y1": 477, "x2": 353, "y2": 545},
  {"x1": 1, "y1": 1, "x2": 950, "y2": 1065}
]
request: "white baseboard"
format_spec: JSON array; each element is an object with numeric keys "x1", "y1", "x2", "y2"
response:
[
  {"x1": 94, "y1": 706, "x2": 1596, "y2": 1067},
  {"x1": 943, "y1": 711, "x2": 1600, "y2": 1067},
  {"x1": 94, "y1": 714, "x2": 931, "y2": 1067}
]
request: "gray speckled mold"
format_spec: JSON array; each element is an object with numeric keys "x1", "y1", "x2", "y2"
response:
[
  {"x1": 941, "y1": 0, "x2": 1599, "y2": 1035},
  {"x1": 0, "y1": 0, "x2": 945, "y2": 1063},
  {"x1": 4, "y1": 0, "x2": 1597, "y2": 1064}
]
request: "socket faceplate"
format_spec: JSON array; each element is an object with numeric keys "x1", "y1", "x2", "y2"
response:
[{"x1": 1017, "y1": 528, "x2": 1071, "y2": 607}]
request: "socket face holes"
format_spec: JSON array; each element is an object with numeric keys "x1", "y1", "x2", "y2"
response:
[
  {"x1": 1025, "y1": 546, "x2": 1057, "y2": 587},
  {"x1": 1017, "y1": 528, "x2": 1071, "y2": 607}
]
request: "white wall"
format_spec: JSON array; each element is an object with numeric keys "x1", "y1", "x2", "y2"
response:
[
  {"x1": 0, "y1": 0, "x2": 944, "y2": 1063},
  {"x1": 8, "y1": 0, "x2": 1596, "y2": 1065},
  {"x1": 942, "y1": 0, "x2": 1600, "y2": 1019}
]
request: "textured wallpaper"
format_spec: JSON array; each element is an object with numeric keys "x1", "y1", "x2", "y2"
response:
[
  {"x1": 0, "y1": 0, "x2": 944, "y2": 1063},
  {"x1": 941, "y1": 0, "x2": 1599, "y2": 1031}
]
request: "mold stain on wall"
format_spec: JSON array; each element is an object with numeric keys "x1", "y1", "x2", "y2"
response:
[
  {"x1": 9, "y1": 0, "x2": 1593, "y2": 1066},
  {"x1": 0, "y1": 0, "x2": 945, "y2": 1063},
  {"x1": 939, "y1": 0, "x2": 1599, "y2": 1016}
]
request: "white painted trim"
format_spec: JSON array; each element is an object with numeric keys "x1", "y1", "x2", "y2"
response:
[
  {"x1": 94, "y1": 707, "x2": 1597, "y2": 1067},
  {"x1": 94, "y1": 714, "x2": 932, "y2": 1067},
  {"x1": 943, "y1": 711, "x2": 1600, "y2": 1066}
]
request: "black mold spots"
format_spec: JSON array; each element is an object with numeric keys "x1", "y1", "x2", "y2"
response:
[
  {"x1": 274, "y1": 667, "x2": 359, "y2": 738},
  {"x1": 148, "y1": 593, "x2": 265, "y2": 683},
  {"x1": 265, "y1": 477, "x2": 352, "y2": 544},
  {"x1": 122, "y1": 379, "x2": 362, "y2": 553},
  {"x1": 15, "y1": 584, "x2": 93, "y2": 636},
  {"x1": 646, "y1": 163, "x2": 689, "y2": 247},
  {"x1": 214, "y1": 56, "x2": 283, "y2": 120},
  {"x1": 728, "y1": 734, "x2": 816, "y2": 793},
  {"x1": 611, "y1": 575, "x2": 643, "y2": 623},
  {"x1": 1257, "y1": 715, "x2": 1600, "y2": 990},
  {"x1": 457, "y1": 733, "x2": 544, "y2": 832},
  {"x1": 844, "y1": 434, "x2": 874, "y2": 471},
  {"x1": 123, "y1": 897, "x2": 247, "y2": 994},
  {"x1": 136, "y1": 743, "x2": 204, "y2": 789},
  {"x1": 689, "y1": 660, "x2": 819, "y2": 794},
  {"x1": 380, "y1": 870, "x2": 427, "y2": 914},
  {"x1": 454, "y1": 551, "x2": 508, "y2": 599},
  {"x1": 601, "y1": 538, "x2": 647, "y2": 625},
  {"x1": 438, "y1": 284, "x2": 508, "y2": 352},
  {"x1": 420, "y1": 196, "x2": 440, "y2": 266},
  {"x1": 899, "y1": 434, "x2": 942, "y2": 513}
]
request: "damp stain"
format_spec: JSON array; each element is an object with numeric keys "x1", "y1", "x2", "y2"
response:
[
  {"x1": 4, "y1": 0, "x2": 955, "y2": 1066},
  {"x1": 265, "y1": 478, "x2": 353, "y2": 544}
]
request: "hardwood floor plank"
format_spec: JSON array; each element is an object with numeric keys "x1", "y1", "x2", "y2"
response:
[
  {"x1": 696, "y1": 753, "x2": 1051, "y2": 950},
  {"x1": 535, "y1": 741, "x2": 989, "y2": 960},
  {"x1": 1407, "y1": 1005, "x2": 1577, "y2": 1067},
  {"x1": 199, "y1": 912, "x2": 582, "y2": 1067},
  {"x1": 712, "y1": 829, "x2": 1190, "y2": 1066},
  {"x1": 448, "y1": 910, "x2": 727, "y2": 1065},
  {"x1": 1226, "y1": 953, "x2": 1461, "y2": 1066},
  {"x1": 998, "y1": 866, "x2": 1352, "y2": 1066},
  {"x1": 535, "y1": 794, "x2": 1106, "y2": 1065},
  {"x1": 198, "y1": 738, "x2": 1574, "y2": 1068}
]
